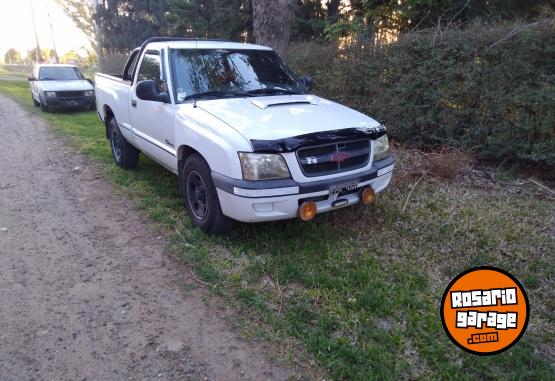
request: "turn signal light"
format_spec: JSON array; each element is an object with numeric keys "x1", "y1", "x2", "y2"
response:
[
  {"x1": 298, "y1": 201, "x2": 317, "y2": 221},
  {"x1": 361, "y1": 187, "x2": 376, "y2": 205}
]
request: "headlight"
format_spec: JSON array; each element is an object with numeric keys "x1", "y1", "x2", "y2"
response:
[
  {"x1": 84, "y1": 90, "x2": 94, "y2": 97},
  {"x1": 45, "y1": 91, "x2": 56, "y2": 97},
  {"x1": 373, "y1": 134, "x2": 390, "y2": 161},
  {"x1": 239, "y1": 153, "x2": 291, "y2": 180}
]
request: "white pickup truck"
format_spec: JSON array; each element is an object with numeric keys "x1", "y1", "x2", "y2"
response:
[{"x1": 95, "y1": 37, "x2": 394, "y2": 233}]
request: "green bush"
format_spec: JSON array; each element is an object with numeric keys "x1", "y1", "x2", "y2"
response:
[{"x1": 287, "y1": 19, "x2": 555, "y2": 168}]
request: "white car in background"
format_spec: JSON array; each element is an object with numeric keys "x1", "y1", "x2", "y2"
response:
[{"x1": 28, "y1": 64, "x2": 95, "y2": 112}]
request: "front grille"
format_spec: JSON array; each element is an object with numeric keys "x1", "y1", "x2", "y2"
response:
[
  {"x1": 297, "y1": 140, "x2": 371, "y2": 177},
  {"x1": 56, "y1": 91, "x2": 84, "y2": 98}
]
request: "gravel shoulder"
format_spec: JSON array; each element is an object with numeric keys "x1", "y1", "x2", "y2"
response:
[{"x1": 0, "y1": 93, "x2": 292, "y2": 380}]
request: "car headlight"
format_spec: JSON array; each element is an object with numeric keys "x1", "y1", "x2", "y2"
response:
[
  {"x1": 239, "y1": 153, "x2": 291, "y2": 180},
  {"x1": 45, "y1": 91, "x2": 56, "y2": 97},
  {"x1": 373, "y1": 134, "x2": 390, "y2": 161},
  {"x1": 84, "y1": 90, "x2": 94, "y2": 97}
]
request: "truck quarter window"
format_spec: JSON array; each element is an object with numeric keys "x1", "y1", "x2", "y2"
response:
[
  {"x1": 137, "y1": 51, "x2": 161, "y2": 82},
  {"x1": 123, "y1": 50, "x2": 140, "y2": 81}
]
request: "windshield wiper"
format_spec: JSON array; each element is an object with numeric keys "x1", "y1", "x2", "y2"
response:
[
  {"x1": 182, "y1": 90, "x2": 253, "y2": 102},
  {"x1": 246, "y1": 87, "x2": 303, "y2": 95}
]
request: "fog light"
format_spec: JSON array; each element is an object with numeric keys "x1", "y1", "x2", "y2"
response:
[
  {"x1": 361, "y1": 187, "x2": 376, "y2": 205},
  {"x1": 298, "y1": 201, "x2": 317, "y2": 221}
]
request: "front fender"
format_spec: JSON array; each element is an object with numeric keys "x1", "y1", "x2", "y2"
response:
[{"x1": 174, "y1": 105, "x2": 252, "y2": 179}]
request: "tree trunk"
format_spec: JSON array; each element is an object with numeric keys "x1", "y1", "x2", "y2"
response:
[{"x1": 252, "y1": 0, "x2": 296, "y2": 58}]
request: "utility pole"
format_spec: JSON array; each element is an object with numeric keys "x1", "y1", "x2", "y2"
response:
[
  {"x1": 29, "y1": 0, "x2": 42, "y2": 63},
  {"x1": 47, "y1": 5, "x2": 59, "y2": 63}
]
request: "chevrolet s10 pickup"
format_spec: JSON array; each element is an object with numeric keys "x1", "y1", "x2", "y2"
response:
[{"x1": 95, "y1": 37, "x2": 394, "y2": 233}]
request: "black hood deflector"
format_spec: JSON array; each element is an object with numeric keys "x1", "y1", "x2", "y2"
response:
[{"x1": 250, "y1": 126, "x2": 387, "y2": 153}]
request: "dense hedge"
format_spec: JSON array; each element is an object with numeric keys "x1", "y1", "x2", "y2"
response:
[{"x1": 287, "y1": 20, "x2": 555, "y2": 168}]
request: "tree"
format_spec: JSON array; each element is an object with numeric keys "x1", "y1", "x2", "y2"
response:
[
  {"x1": 359, "y1": 0, "x2": 555, "y2": 34},
  {"x1": 56, "y1": 0, "x2": 96, "y2": 50},
  {"x1": 26, "y1": 48, "x2": 53, "y2": 64},
  {"x1": 4, "y1": 48, "x2": 21, "y2": 65},
  {"x1": 252, "y1": 0, "x2": 297, "y2": 57},
  {"x1": 61, "y1": 50, "x2": 82, "y2": 64},
  {"x1": 291, "y1": 0, "x2": 329, "y2": 41},
  {"x1": 94, "y1": 0, "x2": 169, "y2": 54},
  {"x1": 166, "y1": 0, "x2": 251, "y2": 41}
]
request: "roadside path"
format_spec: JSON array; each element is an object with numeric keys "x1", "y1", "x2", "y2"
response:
[{"x1": 0, "y1": 93, "x2": 291, "y2": 380}]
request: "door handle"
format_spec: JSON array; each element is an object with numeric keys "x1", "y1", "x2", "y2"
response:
[{"x1": 131, "y1": 99, "x2": 137, "y2": 108}]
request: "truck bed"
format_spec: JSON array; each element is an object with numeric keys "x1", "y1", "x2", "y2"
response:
[{"x1": 95, "y1": 72, "x2": 129, "y2": 83}]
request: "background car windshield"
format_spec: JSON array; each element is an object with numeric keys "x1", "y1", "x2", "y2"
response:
[
  {"x1": 38, "y1": 67, "x2": 84, "y2": 80},
  {"x1": 170, "y1": 49, "x2": 304, "y2": 101}
]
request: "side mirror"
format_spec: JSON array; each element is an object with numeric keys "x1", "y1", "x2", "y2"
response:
[
  {"x1": 300, "y1": 75, "x2": 313, "y2": 92},
  {"x1": 28, "y1": 77, "x2": 36, "y2": 82},
  {"x1": 136, "y1": 80, "x2": 170, "y2": 103}
]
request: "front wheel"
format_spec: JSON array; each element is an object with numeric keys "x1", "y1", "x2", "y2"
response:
[
  {"x1": 181, "y1": 154, "x2": 233, "y2": 234},
  {"x1": 109, "y1": 118, "x2": 139, "y2": 169},
  {"x1": 32, "y1": 94, "x2": 39, "y2": 107}
]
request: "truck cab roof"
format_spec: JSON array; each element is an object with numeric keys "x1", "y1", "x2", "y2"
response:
[
  {"x1": 136, "y1": 37, "x2": 272, "y2": 52},
  {"x1": 143, "y1": 40, "x2": 272, "y2": 52},
  {"x1": 118, "y1": 37, "x2": 274, "y2": 83}
]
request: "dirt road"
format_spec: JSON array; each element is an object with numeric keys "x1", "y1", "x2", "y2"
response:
[{"x1": 0, "y1": 94, "x2": 291, "y2": 380}]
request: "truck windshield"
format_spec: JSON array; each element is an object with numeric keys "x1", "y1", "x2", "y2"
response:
[
  {"x1": 38, "y1": 67, "x2": 85, "y2": 81},
  {"x1": 169, "y1": 49, "x2": 305, "y2": 102}
]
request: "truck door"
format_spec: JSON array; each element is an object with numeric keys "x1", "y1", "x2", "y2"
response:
[{"x1": 130, "y1": 49, "x2": 176, "y2": 171}]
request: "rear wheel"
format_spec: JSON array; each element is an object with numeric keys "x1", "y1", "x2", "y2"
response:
[
  {"x1": 108, "y1": 118, "x2": 139, "y2": 169},
  {"x1": 181, "y1": 154, "x2": 233, "y2": 234}
]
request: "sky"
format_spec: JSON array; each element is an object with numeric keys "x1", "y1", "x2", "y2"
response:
[{"x1": 0, "y1": 0, "x2": 91, "y2": 59}]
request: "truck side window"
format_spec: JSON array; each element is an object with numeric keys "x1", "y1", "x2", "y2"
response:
[{"x1": 137, "y1": 51, "x2": 161, "y2": 82}]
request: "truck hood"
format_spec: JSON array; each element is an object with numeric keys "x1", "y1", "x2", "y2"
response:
[
  {"x1": 37, "y1": 80, "x2": 94, "y2": 92},
  {"x1": 196, "y1": 95, "x2": 380, "y2": 142}
]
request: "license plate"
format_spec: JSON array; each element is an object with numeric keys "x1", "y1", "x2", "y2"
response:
[
  {"x1": 67, "y1": 101, "x2": 78, "y2": 106},
  {"x1": 329, "y1": 182, "x2": 358, "y2": 195}
]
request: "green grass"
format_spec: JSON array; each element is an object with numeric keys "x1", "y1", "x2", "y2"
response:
[
  {"x1": 0, "y1": 66, "x2": 29, "y2": 79},
  {"x1": 1, "y1": 79, "x2": 553, "y2": 380}
]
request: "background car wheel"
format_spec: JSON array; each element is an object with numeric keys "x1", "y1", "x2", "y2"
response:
[
  {"x1": 39, "y1": 101, "x2": 48, "y2": 112},
  {"x1": 32, "y1": 95, "x2": 39, "y2": 107},
  {"x1": 108, "y1": 118, "x2": 139, "y2": 169},
  {"x1": 181, "y1": 153, "x2": 233, "y2": 234}
]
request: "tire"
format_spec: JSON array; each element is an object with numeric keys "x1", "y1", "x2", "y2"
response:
[
  {"x1": 32, "y1": 94, "x2": 39, "y2": 107},
  {"x1": 108, "y1": 117, "x2": 139, "y2": 169},
  {"x1": 39, "y1": 101, "x2": 48, "y2": 112},
  {"x1": 181, "y1": 153, "x2": 233, "y2": 234}
]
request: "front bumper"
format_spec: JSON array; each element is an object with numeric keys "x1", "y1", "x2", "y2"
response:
[
  {"x1": 212, "y1": 156, "x2": 395, "y2": 222},
  {"x1": 42, "y1": 96, "x2": 96, "y2": 109}
]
